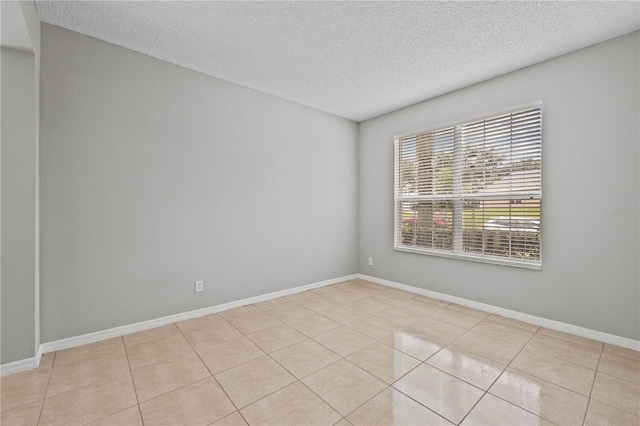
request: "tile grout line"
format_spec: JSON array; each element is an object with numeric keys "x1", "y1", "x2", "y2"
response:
[
  {"x1": 170, "y1": 283, "x2": 624, "y2": 424},
  {"x1": 21, "y1": 280, "x2": 637, "y2": 425},
  {"x1": 388, "y1": 387, "x2": 454, "y2": 425},
  {"x1": 472, "y1": 324, "x2": 638, "y2": 423},
  {"x1": 494, "y1": 326, "x2": 603, "y2": 423},
  {"x1": 208, "y1": 283, "x2": 633, "y2": 423},
  {"x1": 517, "y1": 341, "x2": 602, "y2": 373},
  {"x1": 35, "y1": 351, "x2": 56, "y2": 426},
  {"x1": 239, "y1": 285, "x2": 422, "y2": 422},
  {"x1": 120, "y1": 335, "x2": 144, "y2": 425},
  {"x1": 200, "y1": 309, "x2": 367, "y2": 422},
  {"x1": 78, "y1": 341, "x2": 140, "y2": 425},
  {"x1": 338, "y1": 382, "x2": 392, "y2": 421},
  {"x1": 214, "y1": 336, "x2": 337, "y2": 420},
  {"x1": 536, "y1": 328, "x2": 607, "y2": 349},
  {"x1": 331, "y1": 313, "x2": 455, "y2": 423},
  {"x1": 244, "y1": 325, "x2": 309, "y2": 354},
  {"x1": 177, "y1": 316, "x2": 252, "y2": 426},
  {"x1": 123, "y1": 317, "x2": 247, "y2": 422},
  {"x1": 218, "y1": 308, "x2": 342, "y2": 370},
  {"x1": 179, "y1": 314, "x2": 268, "y2": 376},
  {"x1": 456, "y1": 324, "x2": 544, "y2": 425},
  {"x1": 581, "y1": 341, "x2": 605, "y2": 425},
  {"x1": 119, "y1": 323, "x2": 193, "y2": 372},
  {"x1": 601, "y1": 346, "x2": 640, "y2": 362},
  {"x1": 381, "y1": 344, "x2": 457, "y2": 426},
  {"x1": 504, "y1": 343, "x2": 599, "y2": 379},
  {"x1": 185, "y1": 308, "x2": 341, "y2": 383},
  {"x1": 594, "y1": 369, "x2": 640, "y2": 385},
  {"x1": 583, "y1": 347, "x2": 640, "y2": 420},
  {"x1": 230, "y1": 292, "x2": 361, "y2": 420},
  {"x1": 343, "y1": 298, "x2": 523, "y2": 424},
  {"x1": 455, "y1": 321, "x2": 606, "y2": 389},
  {"x1": 339, "y1": 353, "x2": 408, "y2": 411},
  {"x1": 260, "y1": 354, "x2": 344, "y2": 421},
  {"x1": 420, "y1": 337, "x2": 487, "y2": 425}
]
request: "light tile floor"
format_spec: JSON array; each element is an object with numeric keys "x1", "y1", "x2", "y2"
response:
[{"x1": 2, "y1": 279, "x2": 639, "y2": 425}]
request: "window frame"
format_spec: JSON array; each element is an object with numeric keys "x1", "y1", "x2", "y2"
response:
[{"x1": 393, "y1": 102, "x2": 543, "y2": 270}]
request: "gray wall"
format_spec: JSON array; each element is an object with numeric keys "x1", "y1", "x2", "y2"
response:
[
  {"x1": 358, "y1": 32, "x2": 640, "y2": 340},
  {"x1": 40, "y1": 24, "x2": 358, "y2": 342},
  {"x1": 1, "y1": 47, "x2": 37, "y2": 363}
]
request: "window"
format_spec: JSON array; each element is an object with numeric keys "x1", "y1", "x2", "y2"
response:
[{"x1": 394, "y1": 105, "x2": 542, "y2": 269}]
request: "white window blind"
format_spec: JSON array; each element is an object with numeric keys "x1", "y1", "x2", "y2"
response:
[{"x1": 394, "y1": 105, "x2": 542, "y2": 269}]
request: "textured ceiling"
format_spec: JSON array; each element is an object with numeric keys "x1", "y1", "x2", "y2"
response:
[
  {"x1": 1, "y1": 1, "x2": 33, "y2": 53},
  {"x1": 35, "y1": 1, "x2": 639, "y2": 122}
]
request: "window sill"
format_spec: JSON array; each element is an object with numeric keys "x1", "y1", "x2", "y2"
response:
[{"x1": 394, "y1": 246, "x2": 542, "y2": 270}]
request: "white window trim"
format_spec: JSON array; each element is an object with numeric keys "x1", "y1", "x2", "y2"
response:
[
  {"x1": 393, "y1": 102, "x2": 543, "y2": 270},
  {"x1": 394, "y1": 101, "x2": 543, "y2": 141}
]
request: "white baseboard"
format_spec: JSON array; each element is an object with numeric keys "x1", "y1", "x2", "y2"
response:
[
  {"x1": 39, "y1": 274, "x2": 357, "y2": 355},
  {"x1": 5, "y1": 271, "x2": 637, "y2": 376},
  {"x1": 0, "y1": 345, "x2": 43, "y2": 377},
  {"x1": 358, "y1": 274, "x2": 640, "y2": 351},
  {"x1": 1, "y1": 355, "x2": 37, "y2": 377}
]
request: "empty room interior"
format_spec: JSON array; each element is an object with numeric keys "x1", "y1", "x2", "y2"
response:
[{"x1": 2, "y1": 1, "x2": 639, "y2": 425}]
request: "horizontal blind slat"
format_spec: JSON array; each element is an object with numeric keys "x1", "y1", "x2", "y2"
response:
[{"x1": 394, "y1": 106, "x2": 541, "y2": 266}]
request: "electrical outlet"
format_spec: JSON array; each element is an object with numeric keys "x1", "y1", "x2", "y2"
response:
[
  {"x1": 368, "y1": 257, "x2": 373, "y2": 266},
  {"x1": 195, "y1": 280, "x2": 204, "y2": 293}
]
